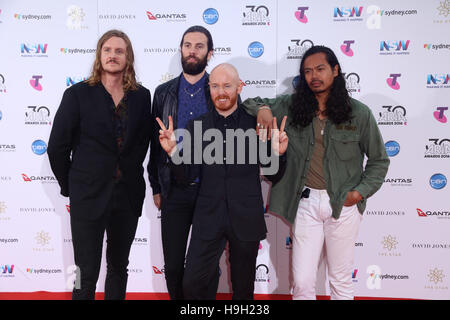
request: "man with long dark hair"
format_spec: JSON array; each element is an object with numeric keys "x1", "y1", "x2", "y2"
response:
[
  {"x1": 48, "y1": 30, "x2": 152, "y2": 299},
  {"x1": 242, "y1": 45, "x2": 389, "y2": 299},
  {"x1": 148, "y1": 26, "x2": 218, "y2": 299}
]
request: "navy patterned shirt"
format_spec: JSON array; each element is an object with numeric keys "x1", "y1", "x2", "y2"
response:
[
  {"x1": 177, "y1": 73, "x2": 208, "y2": 142},
  {"x1": 177, "y1": 73, "x2": 208, "y2": 183}
]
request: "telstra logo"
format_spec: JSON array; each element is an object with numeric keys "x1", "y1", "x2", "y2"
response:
[
  {"x1": 30, "y1": 75, "x2": 43, "y2": 91},
  {"x1": 434, "y1": 107, "x2": 448, "y2": 123},
  {"x1": 386, "y1": 73, "x2": 401, "y2": 90},
  {"x1": 341, "y1": 40, "x2": 355, "y2": 57},
  {"x1": 295, "y1": 7, "x2": 309, "y2": 23}
]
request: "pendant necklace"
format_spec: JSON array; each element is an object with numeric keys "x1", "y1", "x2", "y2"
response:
[
  {"x1": 184, "y1": 87, "x2": 201, "y2": 97},
  {"x1": 317, "y1": 108, "x2": 326, "y2": 135},
  {"x1": 318, "y1": 117, "x2": 326, "y2": 136}
]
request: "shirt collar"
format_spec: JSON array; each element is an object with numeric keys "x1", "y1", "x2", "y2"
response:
[
  {"x1": 212, "y1": 104, "x2": 241, "y2": 122},
  {"x1": 180, "y1": 72, "x2": 207, "y2": 89},
  {"x1": 99, "y1": 81, "x2": 128, "y2": 102}
]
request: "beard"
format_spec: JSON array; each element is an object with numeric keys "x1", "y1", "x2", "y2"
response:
[
  {"x1": 213, "y1": 94, "x2": 238, "y2": 111},
  {"x1": 181, "y1": 53, "x2": 208, "y2": 75}
]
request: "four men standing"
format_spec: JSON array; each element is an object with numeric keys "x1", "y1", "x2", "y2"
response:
[{"x1": 48, "y1": 25, "x2": 389, "y2": 300}]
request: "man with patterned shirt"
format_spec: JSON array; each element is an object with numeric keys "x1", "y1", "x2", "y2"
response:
[
  {"x1": 148, "y1": 25, "x2": 218, "y2": 300},
  {"x1": 48, "y1": 30, "x2": 152, "y2": 300}
]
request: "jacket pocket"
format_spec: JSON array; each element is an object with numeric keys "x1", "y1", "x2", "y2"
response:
[{"x1": 331, "y1": 133, "x2": 360, "y2": 161}]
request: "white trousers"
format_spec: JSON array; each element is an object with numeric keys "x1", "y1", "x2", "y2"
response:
[{"x1": 292, "y1": 187, "x2": 362, "y2": 300}]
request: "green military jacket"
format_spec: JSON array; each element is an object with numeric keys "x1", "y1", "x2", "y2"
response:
[{"x1": 242, "y1": 95, "x2": 390, "y2": 224}]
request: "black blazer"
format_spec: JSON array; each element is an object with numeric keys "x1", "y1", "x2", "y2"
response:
[
  {"x1": 170, "y1": 106, "x2": 286, "y2": 242},
  {"x1": 47, "y1": 81, "x2": 152, "y2": 220}
]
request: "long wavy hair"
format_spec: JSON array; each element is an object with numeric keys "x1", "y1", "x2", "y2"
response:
[
  {"x1": 290, "y1": 45, "x2": 352, "y2": 128},
  {"x1": 87, "y1": 29, "x2": 138, "y2": 91}
]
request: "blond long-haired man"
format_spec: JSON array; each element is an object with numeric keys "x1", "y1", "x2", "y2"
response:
[{"x1": 48, "y1": 30, "x2": 152, "y2": 300}]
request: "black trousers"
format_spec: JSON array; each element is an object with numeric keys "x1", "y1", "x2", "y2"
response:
[
  {"x1": 70, "y1": 182, "x2": 139, "y2": 300},
  {"x1": 161, "y1": 183, "x2": 219, "y2": 300},
  {"x1": 182, "y1": 214, "x2": 260, "y2": 300}
]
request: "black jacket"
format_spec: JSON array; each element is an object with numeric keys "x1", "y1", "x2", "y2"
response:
[
  {"x1": 148, "y1": 73, "x2": 214, "y2": 197},
  {"x1": 169, "y1": 106, "x2": 286, "y2": 241},
  {"x1": 47, "y1": 81, "x2": 152, "y2": 220}
]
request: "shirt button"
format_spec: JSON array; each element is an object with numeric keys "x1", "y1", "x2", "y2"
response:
[
  {"x1": 224, "y1": 124, "x2": 227, "y2": 127},
  {"x1": 189, "y1": 112, "x2": 193, "y2": 115}
]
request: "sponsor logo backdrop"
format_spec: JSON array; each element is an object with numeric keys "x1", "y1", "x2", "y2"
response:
[{"x1": 0, "y1": 0, "x2": 449, "y2": 299}]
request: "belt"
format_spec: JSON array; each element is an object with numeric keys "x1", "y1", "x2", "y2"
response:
[{"x1": 300, "y1": 187, "x2": 310, "y2": 199}]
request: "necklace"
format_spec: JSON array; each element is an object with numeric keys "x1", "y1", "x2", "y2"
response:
[
  {"x1": 184, "y1": 87, "x2": 201, "y2": 97},
  {"x1": 317, "y1": 117, "x2": 327, "y2": 135}
]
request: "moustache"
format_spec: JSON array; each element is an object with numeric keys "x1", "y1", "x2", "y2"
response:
[
  {"x1": 215, "y1": 95, "x2": 230, "y2": 102},
  {"x1": 184, "y1": 55, "x2": 200, "y2": 63}
]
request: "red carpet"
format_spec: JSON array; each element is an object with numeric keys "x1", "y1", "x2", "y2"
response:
[{"x1": 0, "y1": 292, "x2": 411, "y2": 300}]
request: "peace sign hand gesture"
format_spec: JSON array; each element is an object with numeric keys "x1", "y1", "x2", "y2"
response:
[
  {"x1": 156, "y1": 116, "x2": 177, "y2": 156},
  {"x1": 271, "y1": 116, "x2": 288, "y2": 156}
]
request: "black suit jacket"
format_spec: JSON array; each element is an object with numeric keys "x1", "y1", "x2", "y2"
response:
[
  {"x1": 47, "y1": 81, "x2": 152, "y2": 220},
  {"x1": 170, "y1": 106, "x2": 286, "y2": 241}
]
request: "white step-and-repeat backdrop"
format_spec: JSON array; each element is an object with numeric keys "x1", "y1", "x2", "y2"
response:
[{"x1": 0, "y1": 0, "x2": 449, "y2": 299}]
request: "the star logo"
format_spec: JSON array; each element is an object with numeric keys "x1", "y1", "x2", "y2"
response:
[
  {"x1": 382, "y1": 235, "x2": 398, "y2": 251},
  {"x1": 159, "y1": 73, "x2": 174, "y2": 84},
  {"x1": 67, "y1": 5, "x2": 86, "y2": 29},
  {"x1": 0, "y1": 201, "x2": 6, "y2": 214},
  {"x1": 438, "y1": 0, "x2": 450, "y2": 17},
  {"x1": 35, "y1": 231, "x2": 51, "y2": 246},
  {"x1": 428, "y1": 268, "x2": 445, "y2": 284}
]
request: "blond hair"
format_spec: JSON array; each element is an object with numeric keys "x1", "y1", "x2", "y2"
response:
[{"x1": 87, "y1": 29, "x2": 138, "y2": 91}]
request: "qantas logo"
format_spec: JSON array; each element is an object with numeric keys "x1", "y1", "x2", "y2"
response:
[
  {"x1": 417, "y1": 208, "x2": 450, "y2": 218},
  {"x1": 152, "y1": 266, "x2": 164, "y2": 274},
  {"x1": 417, "y1": 208, "x2": 427, "y2": 217}
]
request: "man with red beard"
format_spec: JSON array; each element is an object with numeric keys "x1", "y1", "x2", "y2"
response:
[
  {"x1": 157, "y1": 64, "x2": 288, "y2": 299},
  {"x1": 148, "y1": 26, "x2": 216, "y2": 300}
]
